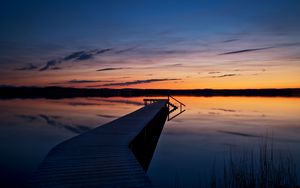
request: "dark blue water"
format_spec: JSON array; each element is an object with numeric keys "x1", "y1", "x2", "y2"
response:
[{"x1": 0, "y1": 97, "x2": 300, "y2": 187}]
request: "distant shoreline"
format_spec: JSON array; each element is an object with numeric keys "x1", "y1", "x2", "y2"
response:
[{"x1": 0, "y1": 86, "x2": 300, "y2": 99}]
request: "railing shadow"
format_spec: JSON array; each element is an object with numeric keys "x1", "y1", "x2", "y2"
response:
[
  {"x1": 129, "y1": 106, "x2": 169, "y2": 172},
  {"x1": 131, "y1": 96, "x2": 186, "y2": 171}
]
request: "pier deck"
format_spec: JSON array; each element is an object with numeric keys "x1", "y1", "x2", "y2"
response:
[{"x1": 29, "y1": 100, "x2": 168, "y2": 188}]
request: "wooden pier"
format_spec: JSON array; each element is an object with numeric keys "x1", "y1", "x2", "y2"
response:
[{"x1": 29, "y1": 100, "x2": 169, "y2": 188}]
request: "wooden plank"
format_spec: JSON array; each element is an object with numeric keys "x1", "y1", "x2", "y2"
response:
[{"x1": 29, "y1": 100, "x2": 168, "y2": 188}]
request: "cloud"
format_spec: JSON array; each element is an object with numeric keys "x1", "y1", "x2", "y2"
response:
[
  {"x1": 39, "y1": 48, "x2": 111, "y2": 71},
  {"x1": 67, "y1": 79, "x2": 106, "y2": 84},
  {"x1": 63, "y1": 51, "x2": 85, "y2": 61},
  {"x1": 15, "y1": 114, "x2": 39, "y2": 121},
  {"x1": 67, "y1": 102, "x2": 100, "y2": 106},
  {"x1": 208, "y1": 71, "x2": 220, "y2": 74},
  {"x1": 51, "y1": 67, "x2": 62, "y2": 70},
  {"x1": 212, "y1": 108, "x2": 237, "y2": 112},
  {"x1": 97, "y1": 67, "x2": 131, "y2": 72},
  {"x1": 15, "y1": 63, "x2": 38, "y2": 71},
  {"x1": 211, "y1": 74, "x2": 238, "y2": 78},
  {"x1": 166, "y1": 63, "x2": 182, "y2": 67},
  {"x1": 39, "y1": 59, "x2": 62, "y2": 71},
  {"x1": 218, "y1": 42, "x2": 300, "y2": 56},
  {"x1": 222, "y1": 39, "x2": 239, "y2": 43},
  {"x1": 273, "y1": 42, "x2": 300, "y2": 48},
  {"x1": 218, "y1": 130, "x2": 260, "y2": 138},
  {"x1": 101, "y1": 78, "x2": 181, "y2": 86},
  {"x1": 49, "y1": 79, "x2": 114, "y2": 85},
  {"x1": 66, "y1": 49, "x2": 111, "y2": 61},
  {"x1": 97, "y1": 114, "x2": 118, "y2": 118},
  {"x1": 219, "y1": 47, "x2": 271, "y2": 55},
  {"x1": 114, "y1": 46, "x2": 139, "y2": 54}
]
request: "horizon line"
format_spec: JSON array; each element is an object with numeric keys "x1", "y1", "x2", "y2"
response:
[{"x1": 1, "y1": 86, "x2": 300, "y2": 90}]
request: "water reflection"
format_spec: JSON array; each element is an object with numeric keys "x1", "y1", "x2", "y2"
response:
[
  {"x1": 148, "y1": 97, "x2": 300, "y2": 187},
  {"x1": 0, "y1": 97, "x2": 141, "y2": 187},
  {"x1": 15, "y1": 114, "x2": 92, "y2": 134},
  {"x1": 0, "y1": 97, "x2": 300, "y2": 187}
]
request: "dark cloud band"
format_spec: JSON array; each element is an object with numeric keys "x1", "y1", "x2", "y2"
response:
[
  {"x1": 39, "y1": 48, "x2": 111, "y2": 71},
  {"x1": 101, "y1": 78, "x2": 181, "y2": 86},
  {"x1": 219, "y1": 47, "x2": 272, "y2": 55}
]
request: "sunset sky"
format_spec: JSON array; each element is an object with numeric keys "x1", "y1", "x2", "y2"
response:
[{"x1": 0, "y1": 0, "x2": 300, "y2": 89}]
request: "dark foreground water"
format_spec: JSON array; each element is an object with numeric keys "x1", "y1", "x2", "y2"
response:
[{"x1": 0, "y1": 97, "x2": 300, "y2": 187}]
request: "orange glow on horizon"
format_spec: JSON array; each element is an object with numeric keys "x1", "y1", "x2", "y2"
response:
[{"x1": 2, "y1": 52, "x2": 300, "y2": 89}]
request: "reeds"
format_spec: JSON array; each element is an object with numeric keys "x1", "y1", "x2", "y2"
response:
[
  {"x1": 216, "y1": 138, "x2": 299, "y2": 188},
  {"x1": 172, "y1": 137, "x2": 298, "y2": 188}
]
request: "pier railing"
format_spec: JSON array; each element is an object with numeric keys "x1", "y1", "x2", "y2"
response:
[
  {"x1": 167, "y1": 95, "x2": 185, "y2": 121},
  {"x1": 143, "y1": 96, "x2": 185, "y2": 121}
]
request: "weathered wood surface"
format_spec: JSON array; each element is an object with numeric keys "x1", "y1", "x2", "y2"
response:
[{"x1": 29, "y1": 100, "x2": 168, "y2": 188}]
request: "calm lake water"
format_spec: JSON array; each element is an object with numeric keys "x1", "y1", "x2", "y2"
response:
[{"x1": 0, "y1": 96, "x2": 300, "y2": 187}]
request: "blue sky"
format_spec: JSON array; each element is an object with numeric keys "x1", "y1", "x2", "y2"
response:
[{"x1": 0, "y1": 0, "x2": 300, "y2": 88}]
